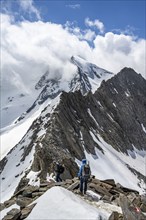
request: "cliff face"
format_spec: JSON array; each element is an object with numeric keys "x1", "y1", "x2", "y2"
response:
[
  {"x1": 91, "y1": 68, "x2": 146, "y2": 152},
  {"x1": 30, "y1": 68, "x2": 146, "y2": 181},
  {"x1": 44, "y1": 68, "x2": 146, "y2": 158}
]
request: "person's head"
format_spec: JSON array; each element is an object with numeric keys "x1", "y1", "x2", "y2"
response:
[{"x1": 82, "y1": 159, "x2": 87, "y2": 164}]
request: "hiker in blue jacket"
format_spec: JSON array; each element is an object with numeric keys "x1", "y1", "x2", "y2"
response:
[{"x1": 78, "y1": 159, "x2": 91, "y2": 195}]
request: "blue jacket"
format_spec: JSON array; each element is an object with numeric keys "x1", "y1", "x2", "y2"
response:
[{"x1": 78, "y1": 159, "x2": 87, "y2": 177}]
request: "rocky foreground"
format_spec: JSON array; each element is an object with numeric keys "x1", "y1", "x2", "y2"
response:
[{"x1": 1, "y1": 177, "x2": 146, "y2": 220}]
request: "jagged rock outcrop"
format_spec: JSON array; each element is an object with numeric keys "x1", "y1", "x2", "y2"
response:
[
  {"x1": 92, "y1": 68, "x2": 146, "y2": 152},
  {"x1": 31, "y1": 68, "x2": 146, "y2": 180},
  {"x1": 1, "y1": 177, "x2": 146, "y2": 220}
]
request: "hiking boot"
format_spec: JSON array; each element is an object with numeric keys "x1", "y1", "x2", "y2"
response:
[{"x1": 79, "y1": 191, "x2": 84, "y2": 196}]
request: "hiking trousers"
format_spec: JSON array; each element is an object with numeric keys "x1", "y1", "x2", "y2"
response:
[
  {"x1": 56, "y1": 173, "x2": 62, "y2": 182},
  {"x1": 80, "y1": 176, "x2": 88, "y2": 194}
]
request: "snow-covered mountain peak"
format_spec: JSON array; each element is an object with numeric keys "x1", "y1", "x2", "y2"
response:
[
  {"x1": 1, "y1": 56, "x2": 114, "y2": 129},
  {"x1": 35, "y1": 71, "x2": 50, "y2": 90},
  {"x1": 70, "y1": 55, "x2": 113, "y2": 94},
  {"x1": 71, "y1": 55, "x2": 113, "y2": 78}
]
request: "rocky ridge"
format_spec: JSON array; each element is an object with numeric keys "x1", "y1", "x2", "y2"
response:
[
  {"x1": 1, "y1": 177, "x2": 146, "y2": 220},
  {"x1": 27, "y1": 67, "x2": 146, "y2": 181},
  {"x1": 15, "y1": 56, "x2": 112, "y2": 123}
]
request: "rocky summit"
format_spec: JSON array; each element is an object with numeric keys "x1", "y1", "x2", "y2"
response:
[{"x1": 1, "y1": 177, "x2": 146, "y2": 220}]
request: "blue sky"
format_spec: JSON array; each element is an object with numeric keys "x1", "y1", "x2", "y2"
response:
[
  {"x1": 1, "y1": 0, "x2": 146, "y2": 91},
  {"x1": 40, "y1": 0, "x2": 146, "y2": 38},
  {"x1": 1, "y1": 0, "x2": 145, "y2": 39}
]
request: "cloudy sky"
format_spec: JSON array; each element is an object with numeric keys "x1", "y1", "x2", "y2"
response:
[{"x1": 1, "y1": 0, "x2": 146, "y2": 96}]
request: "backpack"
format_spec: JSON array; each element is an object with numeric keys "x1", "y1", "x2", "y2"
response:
[
  {"x1": 82, "y1": 164, "x2": 91, "y2": 178},
  {"x1": 58, "y1": 164, "x2": 64, "y2": 174}
]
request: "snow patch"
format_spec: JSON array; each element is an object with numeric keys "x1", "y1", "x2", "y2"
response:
[
  {"x1": 26, "y1": 186, "x2": 109, "y2": 220},
  {"x1": 113, "y1": 102, "x2": 116, "y2": 107},
  {"x1": 27, "y1": 171, "x2": 41, "y2": 186},
  {"x1": 113, "y1": 88, "x2": 118, "y2": 94},
  {"x1": 141, "y1": 124, "x2": 146, "y2": 134},
  {"x1": 86, "y1": 131, "x2": 145, "y2": 193},
  {"x1": 87, "y1": 108, "x2": 99, "y2": 127},
  {"x1": 0, "y1": 204, "x2": 20, "y2": 219}
]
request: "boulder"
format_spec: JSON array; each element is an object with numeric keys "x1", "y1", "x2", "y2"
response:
[
  {"x1": 4, "y1": 199, "x2": 15, "y2": 208},
  {"x1": 108, "y1": 211, "x2": 120, "y2": 220},
  {"x1": 32, "y1": 192, "x2": 44, "y2": 198},
  {"x1": 101, "y1": 179, "x2": 116, "y2": 187},
  {"x1": 140, "y1": 203, "x2": 146, "y2": 213},
  {"x1": 20, "y1": 204, "x2": 36, "y2": 219},
  {"x1": 16, "y1": 195, "x2": 32, "y2": 208},
  {"x1": 22, "y1": 185, "x2": 39, "y2": 197},
  {"x1": 2, "y1": 208, "x2": 21, "y2": 220},
  {"x1": 0, "y1": 203, "x2": 5, "y2": 211},
  {"x1": 119, "y1": 194, "x2": 145, "y2": 220},
  {"x1": 141, "y1": 194, "x2": 146, "y2": 205},
  {"x1": 39, "y1": 187, "x2": 48, "y2": 192},
  {"x1": 67, "y1": 180, "x2": 79, "y2": 191},
  {"x1": 89, "y1": 183, "x2": 112, "y2": 197}
]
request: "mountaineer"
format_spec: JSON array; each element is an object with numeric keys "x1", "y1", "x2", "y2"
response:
[{"x1": 78, "y1": 159, "x2": 91, "y2": 195}]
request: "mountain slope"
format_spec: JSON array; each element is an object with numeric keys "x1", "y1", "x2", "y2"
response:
[
  {"x1": 1, "y1": 56, "x2": 112, "y2": 129},
  {"x1": 0, "y1": 67, "x2": 146, "y2": 203},
  {"x1": 1, "y1": 56, "x2": 113, "y2": 159},
  {"x1": 70, "y1": 55, "x2": 113, "y2": 94}
]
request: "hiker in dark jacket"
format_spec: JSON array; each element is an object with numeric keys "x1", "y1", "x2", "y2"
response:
[
  {"x1": 54, "y1": 162, "x2": 65, "y2": 182},
  {"x1": 78, "y1": 159, "x2": 91, "y2": 195}
]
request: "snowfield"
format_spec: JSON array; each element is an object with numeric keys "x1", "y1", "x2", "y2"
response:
[
  {"x1": 26, "y1": 186, "x2": 111, "y2": 220},
  {"x1": 0, "y1": 186, "x2": 123, "y2": 220}
]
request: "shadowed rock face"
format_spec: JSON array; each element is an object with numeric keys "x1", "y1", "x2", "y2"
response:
[
  {"x1": 45, "y1": 68, "x2": 146, "y2": 157},
  {"x1": 28, "y1": 68, "x2": 146, "y2": 180},
  {"x1": 91, "y1": 68, "x2": 146, "y2": 152}
]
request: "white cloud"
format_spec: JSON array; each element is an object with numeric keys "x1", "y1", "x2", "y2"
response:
[
  {"x1": 66, "y1": 4, "x2": 80, "y2": 9},
  {"x1": 1, "y1": 14, "x2": 93, "y2": 98},
  {"x1": 64, "y1": 21, "x2": 95, "y2": 41},
  {"x1": 0, "y1": 0, "x2": 41, "y2": 21},
  {"x1": 83, "y1": 29, "x2": 96, "y2": 41},
  {"x1": 92, "y1": 32, "x2": 146, "y2": 76},
  {"x1": 112, "y1": 25, "x2": 138, "y2": 39},
  {"x1": 85, "y1": 17, "x2": 105, "y2": 34},
  {"x1": 19, "y1": 0, "x2": 41, "y2": 20},
  {"x1": 1, "y1": 14, "x2": 146, "y2": 102}
]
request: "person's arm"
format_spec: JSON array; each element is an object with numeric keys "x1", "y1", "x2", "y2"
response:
[{"x1": 78, "y1": 165, "x2": 82, "y2": 177}]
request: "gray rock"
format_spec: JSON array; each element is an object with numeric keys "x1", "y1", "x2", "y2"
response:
[
  {"x1": 16, "y1": 195, "x2": 32, "y2": 208},
  {"x1": 119, "y1": 194, "x2": 145, "y2": 220},
  {"x1": 101, "y1": 179, "x2": 116, "y2": 187},
  {"x1": 108, "y1": 211, "x2": 120, "y2": 220},
  {"x1": 20, "y1": 204, "x2": 36, "y2": 219},
  {"x1": 89, "y1": 183, "x2": 112, "y2": 197},
  {"x1": 0, "y1": 203, "x2": 5, "y2": 211},
  {"x1": 31, "y1": 192, "x2": 44, "y2": 198},
  {"x1": 4, "y1": 199, "x2": 15, "y2": 208},
  {"x1": 3, "y1": 208, "x2": 21, "y2": 220},
  {"x1": 140, "y1": 203, "x2": 146, "y2": 213},
  {"x1": 67, "y1": 181, "x2": 80, "y2": 191},
  {"x1": 22, "y1": 185, "x2": 39, "y2": 197}
]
